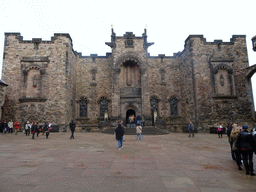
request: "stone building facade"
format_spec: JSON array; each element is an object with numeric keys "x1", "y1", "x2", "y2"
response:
[
  {"x1": 0, "y1": 80, "x2": 8, "y2": 119},
  {"x1": 1, "y1": 29, "x2": 255, "y2": 131}
]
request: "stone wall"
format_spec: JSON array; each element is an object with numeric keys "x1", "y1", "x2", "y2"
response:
[
  {"x1": 1, "y1": 31, "x2": 255, "y2": 132},
  {"x1": 2, "y1": 33, "x2": 75, "y2": 129}
]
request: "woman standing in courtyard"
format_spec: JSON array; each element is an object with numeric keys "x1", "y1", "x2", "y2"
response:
[
  {"x1": 136, "y1": 123, "x2": 142, "y2": 141},
  {"x1": 230, "y1": 124, "x2": 242, "y2": 171}
]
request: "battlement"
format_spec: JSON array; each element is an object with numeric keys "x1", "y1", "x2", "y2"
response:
[
  {"x1": 5, "y1": 33, "x2": 73, "y2": 44},
  {"x1": 184, "y1": 34, "x2": 246, "y2": 48}
]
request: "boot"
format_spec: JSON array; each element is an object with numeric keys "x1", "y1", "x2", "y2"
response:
[
  {"x1": 245, "y1": 165, "x2": 250, "y2": 175},
  {"x1": 250, "y1": 163, "x2": 255, "y2": 176}
]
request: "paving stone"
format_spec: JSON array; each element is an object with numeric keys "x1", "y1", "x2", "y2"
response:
[{"x1": 0, "y1": 132, "x2": 255, "y2": 191}]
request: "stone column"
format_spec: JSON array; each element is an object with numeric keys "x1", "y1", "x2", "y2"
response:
[
  {"x1": 141, "y1": 67, "x2": 152, "y2": 125},
  {"x1": 111, "y1": 68, "x2": 120, "y2": 124}
]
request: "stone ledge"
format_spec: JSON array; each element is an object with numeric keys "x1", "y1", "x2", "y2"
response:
[
  {"x1": 19, "y1": 98, "x2": 47, "y2": 102},
  {"x1": 76, "y1": 117, "x2": 89, "y2": 120},
  {"x1": 169, "y1": 115, "x2": 182, "y2": 119},
  {"x1": 212, "y1": 95, "x2": 237, "y2": 99}
]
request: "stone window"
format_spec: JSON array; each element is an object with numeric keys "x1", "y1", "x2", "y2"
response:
[
  {"x1": 169, "y1": 96, "x2": 178, "y2": 115},
  {"x1": 100, "y1": 97, "x2": 108, "y2": 117},
  {"x1": 79, "y1": 98, "x2": 88, "y2": 117}
]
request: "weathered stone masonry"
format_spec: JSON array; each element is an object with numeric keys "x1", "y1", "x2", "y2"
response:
[{"x1": 1, "y1": 29, "x2": 255, "y2": 132}]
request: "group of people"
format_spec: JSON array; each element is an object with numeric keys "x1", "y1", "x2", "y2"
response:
[
  {"x1": 227, "y1": 123, "x2": 256, "y2": 176},
  {"x1": 24, "y1": 121, "x2": 52, "y2": 139},
  {"x1": 0, "y1": 119, "x2": 52, "y2": 139},
  {"x1": 127, "y1": 114, "x2": 143, "y2": 128},
  {"x1": 0, "y1": 119, "x2": 20, "y2": 135},
  {"x1": 114, "y1": 120, "x2": 143, "y2": 150}
]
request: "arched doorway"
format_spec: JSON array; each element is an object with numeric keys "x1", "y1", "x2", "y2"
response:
[{"x1": 126, "y1": 109, "x2": 136, "y2": 126}]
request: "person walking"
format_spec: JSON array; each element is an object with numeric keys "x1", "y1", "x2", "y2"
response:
[
  {"x1": 25, "y1": 121, "x2": 30, "y2": 136},
  {"x1": 43, "y1": 122, "x2": 50, "y2": 139},
  {"x1": 136, "y1": 123, "x2": 142, "y2": 141},
  {"x1": 236, "y1": 125, "x2": 256, "y2": 176},
  {"x1": 115, "y1": 123, "x2": 125, "y2": 150},
  {"x1": 14, "y1": 121, "x2": 20, "y2": 135},
  {"x1": 227, "y1": 123, "x2": 236, "y2": 161},
  {"x1": 69, "y1": 120, "x2": 76, "y2": 139},
  {"x1": 218, "y1": 124, "x2": 223, "y2": 138},
  {"x1": 36, "y1": 122, "x2": 40, "y2": 137},
  {"x1": 230, "y1": 124, "x2": 242, "y2": 171},
  {"x1": 31, "y1": 122, "x2": 36, "y2": 139},
  {"x1": 8, "y1": 120, "x2": 13, "y2": 133},
  {"x1": 188, "y1": 121, "x2": 194, "y2": 137}
]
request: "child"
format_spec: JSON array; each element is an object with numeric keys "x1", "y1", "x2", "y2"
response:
[{"x1": 218, "y1": 125, "x2": 223, "y2": 138}]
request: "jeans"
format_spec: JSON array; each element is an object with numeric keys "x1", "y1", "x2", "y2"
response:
[
  {"x1": 229, "y1": 142, "x2": 236, "y2": 160},
  {"x1": 234, "y1": 151, "x2": 242, "y2": 168},
  {"x1": 70, "y1": 130, "x2": 74, "y2": 138},
  {"x1": 118, "y1": 140, "x2": 123, "y2": 148},
  {"x1": 137, "y1": 133, "x2": 141, "y2": 141},
  {"x1": 25, "y1": 129, "x2": 29, "y2": 136},
  {"x1": 188, "y1": 129, "x2": 194, "y2": 137},
  {"x1": 45, "y1": 131, "x2": 49, "y2": 138},
  {"x1": 241, "y1": 150, "x2": 254, "y2": 173}
]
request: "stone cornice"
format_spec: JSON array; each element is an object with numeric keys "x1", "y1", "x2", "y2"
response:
[{"x1": 19, "y1": 98, "x2": 47, "y2": 102}]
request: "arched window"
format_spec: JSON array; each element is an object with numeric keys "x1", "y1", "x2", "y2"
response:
[
  {"x1": 79, "y1": 98, "x2": 87, "y2": 117},
  {"x1": 169, "y1": 97, "x2": 178, "y2": 115},
  {"x1": 100, "y1": 97, "x2": 108, "y2": 117}
]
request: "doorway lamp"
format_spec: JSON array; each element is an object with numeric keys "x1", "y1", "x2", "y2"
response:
[{"x1": 252, "y1": 35, "x2": 256, "y2": 51}]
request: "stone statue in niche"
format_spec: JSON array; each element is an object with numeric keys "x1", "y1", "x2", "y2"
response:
[
  {"x1": 220, "y1": 75, "x2": 224, "y2": 86},
  {"x1": 100, "y1": 98, "x2": 108, "y2": 117},
  {"x1": 33, "y1": 76, "x2": 37, "y2": 88},
  {"x1": 150, "y1": 98, "x2": 158, "y2": 117}
]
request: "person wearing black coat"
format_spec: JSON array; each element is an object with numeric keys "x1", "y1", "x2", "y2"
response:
[
  {"x1": 43, "y1": 122, "x2": 49, "y2": 139},
  {"x1": 236, "y1": 125, "x2": 256, "y2": 176},
  {"x1": 115, "y1": 124, "x2": 125, "y2": 150},
  {"x1": 69, "y1": 120, "x2": 76, "y2": 139},
  {"x1": 1, "y1": 120, "x2": 8, "y2": 134},
  {"x1": 31, "y1": 122, "x2": 36, "y2": 139}
]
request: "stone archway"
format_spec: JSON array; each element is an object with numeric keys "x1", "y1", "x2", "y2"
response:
[{"x1": 245, "y1": 64, "x2": 256, "y2": 80}]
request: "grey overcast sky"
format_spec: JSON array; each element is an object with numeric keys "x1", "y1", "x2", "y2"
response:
[{"x1": 1, "y1": 0, "x2": 256, "y2": 108}]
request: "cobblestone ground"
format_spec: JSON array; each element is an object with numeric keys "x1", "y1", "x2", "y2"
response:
[{"x1": 0, "y1": 131, "x2": 256, "y2": 192}]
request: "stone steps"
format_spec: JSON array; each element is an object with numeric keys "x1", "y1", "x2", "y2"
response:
[{"x1": 101, "y1": 126, "x2": 168, "y2": 135}]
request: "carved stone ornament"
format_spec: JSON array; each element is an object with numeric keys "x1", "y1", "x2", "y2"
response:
[{"x1": 220, "y1": 75, "x2": 224, "y2": 86}]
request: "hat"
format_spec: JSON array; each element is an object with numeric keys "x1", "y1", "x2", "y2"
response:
[{"x1": 242, "y1": 125, "x2": 248, "y2": 129}]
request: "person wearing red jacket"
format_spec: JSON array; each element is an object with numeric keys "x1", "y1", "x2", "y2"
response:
[{"x1": 14, "y1": 121, "x2": 20, "y2": 135}]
